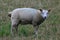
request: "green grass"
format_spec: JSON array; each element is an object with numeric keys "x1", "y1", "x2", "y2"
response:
[{"x1": 0, "y1": 0, "x2": 60, "y2": 40}]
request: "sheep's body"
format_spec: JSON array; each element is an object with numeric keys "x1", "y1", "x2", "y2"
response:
[
  {"x1": 8, "y1": 8, "x2": 50, "y2": 38},
  {"x1": 11, "y1": 8, "x2": 44, "y2": 25}
]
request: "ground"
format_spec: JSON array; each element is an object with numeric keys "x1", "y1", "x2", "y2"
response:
[{"x1": 0, "y1": 0, "x2": 60, "y2": 40}]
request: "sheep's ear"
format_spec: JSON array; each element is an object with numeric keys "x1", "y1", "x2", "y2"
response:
[
  {"x1": 39, "y1": 9, "x2": 42, "y2": 12},
  {"x1": 48, "y1": 9, "x2": 51, "y2": 12}
]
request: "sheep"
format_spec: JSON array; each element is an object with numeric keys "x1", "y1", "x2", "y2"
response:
[{"x1": 8, "y1": 8, "x2": 51, "y2": 37}]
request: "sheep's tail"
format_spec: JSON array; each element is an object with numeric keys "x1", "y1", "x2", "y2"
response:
[{"x1": 8, "y1": 12, "x2": 12, "y2": 17}]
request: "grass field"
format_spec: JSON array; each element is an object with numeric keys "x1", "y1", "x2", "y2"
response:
[{"x1": 0, "y1": 0, "x2": 60, "y2": 40}]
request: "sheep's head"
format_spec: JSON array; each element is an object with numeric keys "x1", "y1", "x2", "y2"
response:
[{"x1": 39, "y1": 9, "x2": 51, "y2": 19}]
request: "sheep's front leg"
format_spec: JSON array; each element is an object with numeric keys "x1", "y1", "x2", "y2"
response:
[{"x1": 33, "y1": 24, "x2": 39, "y2": 40}]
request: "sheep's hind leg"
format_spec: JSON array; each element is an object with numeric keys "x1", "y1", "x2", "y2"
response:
[{"x1": 11, "y1": 19, "x2": 19, "y2": 36}]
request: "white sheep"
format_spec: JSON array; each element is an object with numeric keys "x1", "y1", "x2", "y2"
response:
[{"x1": 8, "y1": 8, "x2": 51, "y2": 37}]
